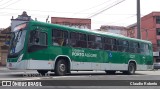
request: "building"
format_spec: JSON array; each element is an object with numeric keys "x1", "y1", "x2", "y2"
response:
[
  {"x1": 0, "y1": 27, "x2": 10, "y2": 66},
  {"x1": 51, "y1": 17, "x2": 91, "y2": 29},
  {"x1": 11, "y1": 11, "x2": 33, "y2": 31},
  {"x1": 127, "y1": 23, "x2": 137, "y2": 38},
  {"x1": 128, "y1": 12, "x2": 160, "y2": 63},
  {"x1": 98, "y1": 25, "x2": 128, "y2": 36}
]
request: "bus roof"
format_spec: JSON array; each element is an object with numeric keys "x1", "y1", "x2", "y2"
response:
[{"x1": 29, "y1": 21, "x2": 152, "y2": 44}]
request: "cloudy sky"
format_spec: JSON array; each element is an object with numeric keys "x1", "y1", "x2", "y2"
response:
[{"x1": 0, "y1": 0, "x2": 160, "y2": 29}]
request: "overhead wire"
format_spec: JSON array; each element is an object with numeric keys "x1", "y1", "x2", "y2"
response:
[
  {"x1": 0, "y1": 0, "x2": 13, "y2": 6},
  {"x1": 87, "y1": 0, "x2": 126, "y2": 18},
  {"x1": 71, "y1": 0, "x2": 112, "y2": 17},
  {"x1": 0, "y1": 0, "x2": 21, "y2": 9}
]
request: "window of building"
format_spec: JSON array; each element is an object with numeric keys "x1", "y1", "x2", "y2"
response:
[
  {"x1": 157, "y1": 28, "x2": 160, "y2": 35},
  {"x1": 52, "y1": 29, "x2": 68, "y2": 46},
  {"x1": 156, "y1": 16, "x2": 160, "y2": 24},
  {"x1": 157, "y1": 40, "x2": 160, "y2": 46}
]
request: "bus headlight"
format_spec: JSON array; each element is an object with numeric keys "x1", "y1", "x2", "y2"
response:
[{"x1": 17, "y1": 54, "x2": 24, "y2": 62}]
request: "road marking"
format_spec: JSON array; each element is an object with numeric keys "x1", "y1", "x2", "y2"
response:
[{"x1": 0, "y1": 77, "x2": 41, "y2": 80}]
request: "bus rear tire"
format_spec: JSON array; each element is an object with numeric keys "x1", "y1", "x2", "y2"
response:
[
  {"x1": 37, "y1": 70, "x2": 48, "y2": 76},
  {"x1": 123, "y1": 62, "x2": 136, "y2": 75},
  {"x1": 55, "y1": 59, "x2": 67, "y2": 76}
]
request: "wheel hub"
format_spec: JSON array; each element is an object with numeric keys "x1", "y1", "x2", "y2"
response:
[{"x1": 59, "y1": 64, "x2": 65, "y2": 71}]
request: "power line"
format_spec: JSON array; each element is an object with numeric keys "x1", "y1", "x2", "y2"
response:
[
  {"x1": 106, "y1": 15, "x2": 136, "y2": 25},
  {"x1": 0, "y1": 7, "x2": 136, "y2": 16},
  {"x1": 87, "y1": 0, "x2": 126, "y2": 18},
  {"x1": 0, "y1": 0, "x2": 13, "y2": 6},
  {"x1": 71, "y1": 0, "x2": 112, "y2": 17},
  {"x1": 0, "y1": 0, "x2": 21, "y2": 9}
]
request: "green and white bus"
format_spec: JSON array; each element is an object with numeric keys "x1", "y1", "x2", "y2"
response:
[{"x1": 7, "y1": 21, "x2": 153, "y2": 76}]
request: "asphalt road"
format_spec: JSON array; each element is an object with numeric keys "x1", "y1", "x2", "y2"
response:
[{"x1": 0, "y1": 67, "x2": 160, "y2": 89}]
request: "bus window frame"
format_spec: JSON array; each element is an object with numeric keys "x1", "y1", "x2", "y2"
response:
[
  {"x1": 27, "y1": 28, "x2": 48, "y2": 53},
  {"x1": 70, "y1": 31, "x2": 87, "y2": 48},
  {"x1": 52, "y1": 29, "x2": 69, "y2": 46}
]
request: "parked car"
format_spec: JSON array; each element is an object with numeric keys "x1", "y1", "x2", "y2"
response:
[{"x1": 154, "y1": 62, "x2": 160, "y2": 69}]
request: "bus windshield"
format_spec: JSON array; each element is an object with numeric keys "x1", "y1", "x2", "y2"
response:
[{"x1": 9, "y1": 24, "x2": 27, "y2": 54}]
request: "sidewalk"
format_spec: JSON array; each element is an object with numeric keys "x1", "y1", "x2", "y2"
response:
[{"x1": 0, "y1": 66, "x2": 9, "y2": 70}]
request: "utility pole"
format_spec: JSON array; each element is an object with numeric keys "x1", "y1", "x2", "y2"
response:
[
  {"x1": 46, "y1": 15, "x2": 49, "y2": 23},
  {"x1": 137, "y1": 0, "x2": 141, "y2": 39}
]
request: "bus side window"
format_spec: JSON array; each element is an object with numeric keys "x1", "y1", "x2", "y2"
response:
[
  {"x1": 133, "y1": 42, "x2": 139, "y2": 53},
  {"x1": 79, "y1": 33, "x2": 87, "y2": 48},
  {"x1": 70, "y1": 32, "x2": 79, "y2": 47},
  {"x1": 104, "y1": 37, "x2": 112, "y2": 51},
  {"x1": 140, "y1": 43, "x2": 145, "y2": 54},
  {"x1": 29, "y1": 30, "x2": 47, "y2": 46},
  {"x1": 122, "y1": 40, "x2": 129, "y2": 52},
  {"x1": 129, "y1": 42, "x2": 139, "y2": 53},
  {"x1": 129, "y1": 42, "x2": 134, "y2": 53},
  {"x1": 112, "y1": 39, "x2": 117, "y2": 51},
  {"x1": 140, "y1": 43, "x2": 149, "y2": 55},
  {"x1": 117, "y1": 40, "x2": 123, "y2": 52},
  {"x1": 70, "y1": 32, "x2": 87, "y2": 48},
  {"x1": 52, "y1": 29, "x2": 68, "y2": 46},
  {"x1": 88, "y1": 35, "x2": 96, "y2": 49},
  {"x1": 39, "y1": 32, "x2": 47, "y2": 45},
  {"x1": 29, "y1": 30, "x2": 38, "y2": 44},
  {"x1": 95, "y1": 36, "x2": 103, "y2": 49}
]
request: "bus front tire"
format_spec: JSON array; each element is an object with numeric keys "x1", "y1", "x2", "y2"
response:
[
  {"x1": 55, "y1": 59, "x2": 67, "y2": 76},
  {"x1": 123, "y1": 63, "x2": 136, "y2": 75},
  {"x1": 37, "y1": 70, "x2": 48, "y2": 76}
]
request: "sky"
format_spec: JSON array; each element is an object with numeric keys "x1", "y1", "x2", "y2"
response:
[{"x1": 0, "y1": 0, "x2": 160, "y2": 29}]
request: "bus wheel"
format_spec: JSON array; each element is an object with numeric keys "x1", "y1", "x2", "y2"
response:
[
  {"x1": 37, "y1": 70, "x2": 48, "y2": 76},
  {"x1": 105, "y1": 71, "x2": 116, "y2": 75},
  {"x1": 124, "y1": 63, "x2": 136, "y2": 75},
  {"x1": 55, "y1": 59, "x2": 67, "y2": 76}
]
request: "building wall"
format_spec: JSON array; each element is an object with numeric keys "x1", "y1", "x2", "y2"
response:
[
  {"x1": 0, "y1": 50, "x2": 8, "y2": 66},
  {"x1": 140, "y1": 12, "x2": 160, "y2": 52},
  {"x1": 141, "y1": 13, "x2": 156, "y2": 45},
  {"x1": 127, "y1": 26, "x2": 137, "y2": 38},
  {"x1": 0, "y1": 29, "x2": 10, "y2": 66},
  {"x1": 99, "y1": 25, "x2": 128, "y2": 36},
  {"x1": 51, "y1": 17, "x2": 91, "y2": 29}
]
